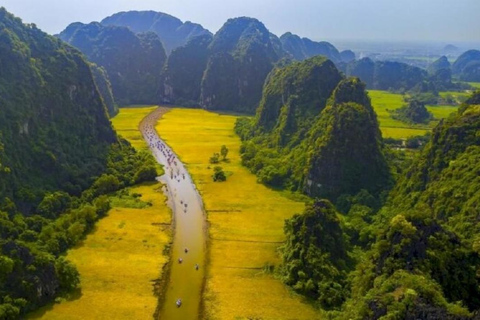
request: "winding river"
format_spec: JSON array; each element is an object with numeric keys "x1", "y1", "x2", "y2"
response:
[{"x1": 140, "y1": 108, "x2": 207, "y2": 320}]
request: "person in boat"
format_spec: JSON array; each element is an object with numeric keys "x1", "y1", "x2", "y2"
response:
[
  {"x1": 185, "y1": 248, "x2": 188, "y2": 253},
  {"x1": 195, "y1": 264, "x2": 199, "y2": 270},
  {"x1": 176, "y1": 299, "x2": 182, "y2": 307},
  {"x1": 178, "y1": 258, "x2": 183, "y2": 263}
]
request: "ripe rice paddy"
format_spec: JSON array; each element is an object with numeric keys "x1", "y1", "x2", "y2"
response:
[
  {"x1": 28, "y1": 107, "x2": 172, "y2": 320},
  {"x1": 368, "y1": 90, "x2": 459, "y2": 139},
  {"x1": 156, "y1": 108, "x2": 322, "y2": 320}
]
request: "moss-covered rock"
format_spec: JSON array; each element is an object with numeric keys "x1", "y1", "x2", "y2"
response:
[
  {"x1": 162, "y1": 34, "x2": 213, "y2": 106},
  {"x1": 0, "y1": 9, "x2": 116, "y2": 208},
  {"x1": 304, "y1": 78, "x2": 391, "y2": 200},
  {"x1": 58, "y1": 22, "x2": 167, "y2": 105},
  {"x1": 200, "y1": 17, "x2": 282, "y2": 113}
]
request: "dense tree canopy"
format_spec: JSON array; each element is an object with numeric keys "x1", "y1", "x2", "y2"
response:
[
  {"x1": 238, "y1": 58, "x2": 391, "y2": 203},
  {"x1": 280, "y1": 199, "x2": 351, "y2": 309},
  {"x1": 391, "y1": 99, "x2": 433, "y2": 124},
  {"x1": 0, "y1": 9, "x2": 160, "y2": 318},
  {"x1": 0, "y1": 8, "x2": 116, "y2": 212},
  {"x1": 200, "y1": 17, "x2": 283, "y2": 113}
]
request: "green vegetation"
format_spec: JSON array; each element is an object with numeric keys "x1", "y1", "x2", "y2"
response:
[
  {"x1": 89, "y1": 63, "x2": 118, "y2": 117},
  {"x1": 368, "y1": 90, "x2": 460, "y2": 139},
  {"x1": 277, "y1": 90, "x2": 480, "y2": 319},
  {"x1": 58, "y1": 22, "x2": 167, "y2": 106},
  {"x1": 346, "y1": 58, "x2": 425, "y2": 91},
  {"x1": 209, "y1": 153, "x2": 220, "y2": 164},
  {"x1": 220, "y1": 145, "x2": 229, "y2": 160},
  {"x1": 0, "y1": 8, "x2": 116, "y2": 213},
  {"x1": 162, "y1": 34, "x2": 213, "y2": 106},
  {"x1": 280, "y1": 199, "x2": 351, "y2": 310},
  {"x1": 391, "y1": 100, "x2": 433, "y2": 124},
  {"x1": 0, "y1": 135, "x2": 159, "y2": 318},
  {"x1": 29, "y1": 107, "x2": 171, "y2": 320},
  {"x1": 0, "y1": 9, "x2": 162, "y2": 317},
  {"x1": 200, "y1": 17, "x2": 284, "y2": 113},
  {"x1": 212, "y1": 166, "x2": 226, "y2": 182},
  {"x1": 238, "y1": 57, "x2": 391, "y2": 204},
  {"x1": 209, "y1": 145, "x2": 229, "y2": 164}
]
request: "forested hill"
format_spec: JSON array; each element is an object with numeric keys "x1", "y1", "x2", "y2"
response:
[
  {"x1": 343, "y1": 57, "x2": 461, "y2": 92},
  {"x1": 101, "y1": 10, "x2": 212, "y2": 54},
  {"x1": 200, "y1": 17, "x2": 285, "y2": 113},
  {"x1": 236, "y1": 56, "x2": 391, "y2": 203},
  {"x1": 263, "y1": 75, "x2": 480, "y2": 318},
  {"x1": 58, "y1": 22, "x2": 167, "y2": 106},
  {"x1": 452, "y1": 49, "x2": 480, "y2": 81},
  {"x1": 0, "y1": 9, "x2": 162, "y2": 317},
  {"x1": 0, "y1": 8, "x2": 116, "y2": 211},
  {"x1": 341, "y1": 90, "x2": 480, "y2": 318},
  {"x1": 88, "y1": 11, "x2": 344, "y2": 113}
]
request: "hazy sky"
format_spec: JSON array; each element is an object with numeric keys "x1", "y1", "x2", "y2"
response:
[{"x1": 1, "y1": 0, "x2": 479, "y2": 43}]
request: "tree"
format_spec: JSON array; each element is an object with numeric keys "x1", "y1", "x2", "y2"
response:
[
  {"x1": 209, "y1": 153, "x2": 220, "y2": 164},
  {"x1": 212, "y1": 166, "x2": 227, "y2": 182},
  {"x1": 220, "y1": 145, "x2": 229, "y2": 160},
  {"x1": 37, "y1": 192, "x2": 71, "y2": 219},
  {"x1": 392, "y1": 99, "x2": 432, "y2": 124},
  {"x1": 133, "y1": 165, "x2": 157, "y2": 183},
  {"x1": 91, "y1": 174, "x2": 121, "y2": 196}
]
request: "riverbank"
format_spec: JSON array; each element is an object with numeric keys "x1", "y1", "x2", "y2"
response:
[
  {"x1": 27, "y1": 107, "x2": 172, "y2": 319},
  {"x1": 141, "y1": 108, "x2": 207, "y2": 320}
]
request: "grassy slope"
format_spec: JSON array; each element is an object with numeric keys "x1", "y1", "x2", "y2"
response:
[
  {"x1": 29, "y1": 107, "x2": 172, "y2": 319},
  {"x1": 368, "y1": 90, "x2": 458, "y2": 139},
  {"x1": 156, "y1": 109, "x2": 321, "y2": 320},
  {"x1": 468, "y1": 82, "x2": 480, "y2": 89}
]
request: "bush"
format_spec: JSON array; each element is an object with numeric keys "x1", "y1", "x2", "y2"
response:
[
  {"x1": 133, "y1": 165, "x2": 157, "y2": 183},
  {"x1": 209, "y1": 153, "x2": 220, "y2": 164},
  {"x1": 37, "y1": 191, "x2": 71, "y2": 219},
  {"x1": 55, "y1": 257, "x2": 80, "y2": 292},
  {"x1": 91, "y1": 174, "x2": 121, "y2": 196},
  {"x1": 212, "y1": 166, "x2": 226, "y2": 182},
  {"x1": 220, "y1": 145, "x2": 229, "y2": 160}
]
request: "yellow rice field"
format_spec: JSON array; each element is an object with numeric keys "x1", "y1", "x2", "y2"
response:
[
  {"x1": 156, "y1": 108, "x2": 322, "y2": 320},
  {"x1": 28, "y1": 107, "x2": 171, "y2": 319},
  {"x1": 368, "y1": 90, "x2": 459, "y2": 139}
]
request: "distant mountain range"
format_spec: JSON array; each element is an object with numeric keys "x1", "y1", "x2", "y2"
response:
[
  {"x1": 101, "y1": 11, "x2": 212, "y2": 54},
  {"x1": 57, "y1": 11, "x2": 354, "y2": 112},
  {"x1": 58, "y1": 10, "x2": 480, "y2": 113}
]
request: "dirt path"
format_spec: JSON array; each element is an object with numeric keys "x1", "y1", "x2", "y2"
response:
[{"x1": 140, "y1": 107, "x2": 206, "y2": 320}]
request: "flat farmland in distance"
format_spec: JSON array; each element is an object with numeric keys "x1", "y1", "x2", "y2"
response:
[{"x1": 368, "y1": 90, "x2": 458, "y2": 139}]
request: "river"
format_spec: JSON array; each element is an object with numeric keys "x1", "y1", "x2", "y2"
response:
[{"x1": 140, "y1": 108, "x2": 206, "y2": 320}]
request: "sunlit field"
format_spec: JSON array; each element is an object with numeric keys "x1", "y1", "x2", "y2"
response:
[
  {"x1": 111, "y1": 106, "x2": 157, "y2": 150},
  {"x1": 28, "y1": 107, "x2": 172, "y2": 319},
  {"x1": 156, "y1": 109, "x2": 322, "y2": 320},
  {"x1": 368, "y1": 90, "x2": 458, "y2": 139},
  {"x1": 468, "y1": 82, "x2": 480, "y2": 89}
]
